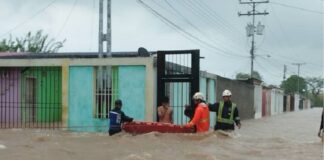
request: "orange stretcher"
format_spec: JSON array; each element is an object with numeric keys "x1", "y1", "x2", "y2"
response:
[{"x1": 122, "y1": 121, "x2": 194, "y2": 134}]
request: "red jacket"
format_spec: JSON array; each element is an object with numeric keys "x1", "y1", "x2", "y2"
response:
[{"x1": 188, "y1": 102, "x2": 210, "y2": 132}]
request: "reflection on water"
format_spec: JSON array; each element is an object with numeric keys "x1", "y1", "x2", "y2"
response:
[{"x1": 0, "y1": 108, "x2": 323, "y2": 160}]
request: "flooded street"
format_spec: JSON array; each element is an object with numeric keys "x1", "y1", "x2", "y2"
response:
[{"x1": 0, "y1": 108, "x2": 323, "y2": 160}]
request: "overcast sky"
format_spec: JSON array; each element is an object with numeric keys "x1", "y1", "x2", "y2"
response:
[{"x1": 0, "y1": 0, "x2": 323, "y2": 86}]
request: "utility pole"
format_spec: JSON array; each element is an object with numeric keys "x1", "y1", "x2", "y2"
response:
[
  {"x1": 292, "y1": 63, "x2": 306, "y2": 94},
  {"x1": 99, "y1": 0, "x2": 103, "y2": 58},
  {"x1": 283, "y1": 64, "x2": 287, "y2": 81},
  {"x1": 238, "y1": 0, "x2": 269, "y2": 78},
  {"x1": 98, "y1": 0, "x2": 112, "y2": 91},
  {"x1": 107, "y1": 0, "x2": 112, "y2": 57},
  {"x1": 99, "y1": 0, "x2": 112, "y2": 57}
]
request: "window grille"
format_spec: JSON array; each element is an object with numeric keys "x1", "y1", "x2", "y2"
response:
[{"x1": 95, "y1": 66, "x2": 118, "y2": 119}]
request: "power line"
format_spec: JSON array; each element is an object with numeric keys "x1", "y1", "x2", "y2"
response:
[
  {"x1": 271, "y1": 1, "x2": 324, "y2": 14},
  {"x1": 159, "y1": 0, "x2": 245, "y2": 56},
  {"x1": 55, "y1": 0, "x2": 79, "y2": 39},
  {"x1": 163, "y1": 0, "x2": 211, "y2": 38},
  {"x1": 265, "y1": 4, "x2": 323, "y2": 70},
  {"x1": 257, "y1": 54, "x2": 318, "y2": 78},
  {"x1": 255, "y1": 60, "x2": 282, "y2": 79},
  {"x1": 136, "y1": 0, "x2": 249, "y2": 59},
  {"x1": 198, "y1": 1, "x2": 243, "y2": 36},
  {"x1": 177, "y1": 0, "x2": 245, "y2": 51},
  {"x1": 180, "y1": 0, "x2": 250, "y2": 58},
  {"x1": 269, "y1": 4, "x2": 305, "y2": 61},
  {"x1": 0, "y1": 0, "x2": 59, "y2": 39},
  {"x1": 187, "y1": 0, "x2": 248, "y2": 50},
  {"x1": 157, "y1": 0, "x2": 213, "y2": 42},
  {"x1": 188, "y1": 0, "x2": 243, "y2": 38},
  {"x1": 257, "y1": 56, "x2": 297, "y2": 77},
  {"x1": 259, "y1": 54, "x2": 311, "y2": 74},
  {"x1": 89, "y1": 0, "x2": 96, "y2": 51},
  {"x1": 258, "y1": 48, "x2": 323, "y2": 69},
  {"x1": 233, "y1": 59, "x2": 251, "y2": 75}
]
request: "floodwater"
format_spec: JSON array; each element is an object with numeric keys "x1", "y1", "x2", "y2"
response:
[{"x1": 0, "y1": 108, "x2": 323, "y2": 160}]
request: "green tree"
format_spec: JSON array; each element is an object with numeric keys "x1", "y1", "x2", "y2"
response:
[
  {"x1": 306, "y1": 77, "x2": 324, "y2": 107},
  {"x1": 0, "y1": 30, "x2": 65, "y2": 53},
  {"x1": 280, "y1": 75, "x2": 307, "y2": 94},
  {"x1": 306, "y1": 77, "x2": 324, "y2": 97},
  {"x1": 236, "y1": 71, "x2": 262, "y2": 80},
  {"x1": 0, "y1": 37, "x2": 18, "y2": 52}
]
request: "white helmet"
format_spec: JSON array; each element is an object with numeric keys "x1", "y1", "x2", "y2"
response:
[
  {"x1": 193, "y1": 92, "x2": 204, "y2": 101},
  {"x1": 222, "y1": 89, "x2": 232, "y2": 97}
]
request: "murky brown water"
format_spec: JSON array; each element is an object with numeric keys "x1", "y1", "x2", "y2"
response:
[{"x1": 0, "y1": 108, "x2": 323, "y2": 160}]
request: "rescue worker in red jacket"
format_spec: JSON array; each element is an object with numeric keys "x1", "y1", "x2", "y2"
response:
[
  {"x1": 209, "y1": 89, "x2": 241, "y2": 131},
  {"x1": 185, "y1": 92, "x2": 210, "y2": 133}
]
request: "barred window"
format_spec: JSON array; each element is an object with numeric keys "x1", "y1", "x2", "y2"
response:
[{"x1": 95, "y1": 66, "x2": 119, "y2": 119}]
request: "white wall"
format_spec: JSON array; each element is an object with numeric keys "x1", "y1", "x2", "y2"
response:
[
  {"x1": 254, "y1": 85, "x2": 262, "y2": 119},
  {"x1": 270, "y1": 90, "x2": 277, "y2": 115},
  {"x1": 294, "y1": 94, "x2": 300, "y2": 111},
  {"x1": 277, "y1": 90, "x2": 284, "y2": 114},
  {"x1": 270, "y1": 88, "x2": 284, "y2": 115}
]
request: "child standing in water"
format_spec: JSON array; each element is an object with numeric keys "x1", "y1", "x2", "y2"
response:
[{"x1": 157, "y1": 96, "x2": 173, "y2": 124}]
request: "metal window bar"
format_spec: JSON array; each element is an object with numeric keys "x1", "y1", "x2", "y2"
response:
[
  {"x1": 5, "y1": 70, "x2": 8, "y2": 128},
  {"x1": 0, "y1": 70, "x2": 2, "y2": 128},
  {"x1": 110, "y1": 66, "x2": 114, "y2": 113},
  {"x1": 102, "y1": 66, "x2": 105, "y2": 118},
  {"x1": 104, "y1": 66, "x2": 107, "y2": 118},
  {"x1": 95, "y1": 66, "x2": 117, "y2": 119},
  {"x1": 8, "y1": 70, "x2": 10, "y2": 128},
  {"x1": 167, "y1": 82, "x2": 190, "y2": 125},
  {"x1": 96, "y1": 67, "x2": 99, "y2": 118},
  {"x1": 109, "y1": 67, "x2": 112, "y2": 114},
  {"x1": 15, "y1": 68, "x2": 19, "y2": 128}
]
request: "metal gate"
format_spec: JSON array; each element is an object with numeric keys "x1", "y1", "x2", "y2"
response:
[
  {"x1": 0, "y1": 67, "x2": 62, "y2": 129},
  {"x1": 157, "y1": 50, "x2": 200, "y2": 125}
]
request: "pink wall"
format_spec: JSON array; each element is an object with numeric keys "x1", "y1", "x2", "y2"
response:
[
  {"x1": 0, "y1": 68, "x2": 20, "y2": 123},
  {"x1": 262, "y1": 88, "x2": 272, "y2": 117},
  {"x1": 262, "y1": 90, "x2": 266, "y2": 117}
]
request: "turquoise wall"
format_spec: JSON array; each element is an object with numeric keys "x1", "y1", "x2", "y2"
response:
[
  {"x1": 199, "y1": 77, "x2": 217, "y2": 128},
  {"x1": 200, "y1": 77, "x2": 207, "y2": 97},
  {"x1": 171, "y1": 82, "x2": 190, "y2": 125},
  {"x1": 68, "y1": 67, "x2": 108, "y2": 132},
  {"x1": 118, "y1": 66, "x2": 146, "y2": 121},
  {"x1": 208, "y1": 79, "x2": 217, "y2": 128}
]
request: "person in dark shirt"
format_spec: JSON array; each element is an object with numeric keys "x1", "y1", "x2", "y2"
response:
[
  {"x1": 184, "y1": 104, "x2": 195, "y2": 120},
  {"x1": 318, "y1": 108, "x2": 324, "y2": 138},
  {"x1": 109, "y1": 99, "x2": 133, "y2": 136},
  {"x1": 209, "y1": 89, "x2": 241, "y2": 131}
]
